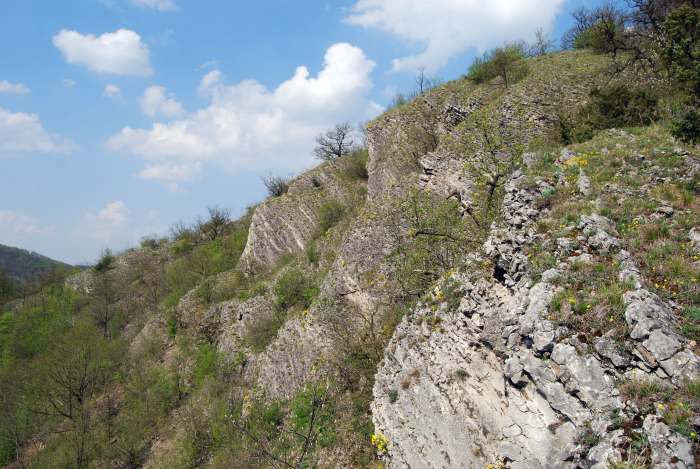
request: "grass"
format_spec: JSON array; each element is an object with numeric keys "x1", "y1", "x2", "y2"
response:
[{"x1": 524, "y1": 126, "x2": 700, "y2": 344}]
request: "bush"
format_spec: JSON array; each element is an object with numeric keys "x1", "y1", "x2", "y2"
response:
[
  {"x1": 318, "y1": 201, "x2": 346, "y2": 235},
  {"x1": 671, "y1": 109, "x2": 700, "y2": 143},
  {"x1": 573, "y1": 19, "x2": 624, "y2": 53},
  {"x1": 344, "y1": 149, "x2": 369, "y2": 180},
  {"x1": 467, "y1": 44, "x2": 528, "y2": 87},
  {"x1": 274, "y1": 268, "x2": 318, "y2": 311},
  {"x1": 244, "y1": 310, "x2": 286, "y2": 352},
  {"x1": 262, "y1": 175, "x2": 291, "y2": 197},
  {"x1": 571, "y1": 86, "x2": 659, "y2": 142},
  {"x1": 94, "y1": 250, "x2": 116, "y2": 273}
]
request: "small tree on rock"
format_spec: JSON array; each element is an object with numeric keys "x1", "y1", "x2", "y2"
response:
[{"x1": 313, "y1": 123, "x2": 354, "y2": 161}]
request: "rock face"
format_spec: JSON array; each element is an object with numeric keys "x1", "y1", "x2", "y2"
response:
[
  {"x1": 372, "y1": 169, "x2": 698, "y2": 468},
  {"x1": 239, "y1": 161, "x2": 362, "y2": 274},
  {"x1": 238, "y1": 190, "x2": 324, "y2": 274}
]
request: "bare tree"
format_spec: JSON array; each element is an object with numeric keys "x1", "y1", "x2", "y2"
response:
[
  {"x1": 196, "y1": 206, "x2": 231, "y2": 241},
  {"x1": 313, "y1": 123, "x2": 354, "y2": 161},
  {"x1": 262, "y1": 174, "x2": 291, "y2": 197},
  {"x1": 529, "y1": 28, "x2": 555, "y2": 56}
]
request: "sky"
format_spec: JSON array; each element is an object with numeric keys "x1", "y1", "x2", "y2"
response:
[{"x1": 0, "y1": 0, "x2": 603, "y2": 264}]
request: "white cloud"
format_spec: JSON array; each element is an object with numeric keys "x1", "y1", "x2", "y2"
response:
[
  {"x1": 0, "y1": 80, "x2": 30, "y2": 95},
  {"x1": 62, "y1": 78, "x2": 77, "y2": 88},
  {"x1": 130, "y1": 0, "x2": 178, "y2": 11},
  {"x1": 108, "y1": 43, "x2": 381, "y2": 184},
  {"x1": 53, "y1": 29, "x2": 153, "y2": 76},
  {"x1": 345, "y1": 0, "x2": 565, "y2": 72},
  {"x1": 104, "y1": 84, "x2": 121, "y2": 98},
  {"x1": 0, "y1": 211, "x2": 55, "y2": 237},
  {"x1": 0, "y1": 107, "x2": 75, "y2": 155},
  {"x1": 140, "y1": 86, "x2": 184, "y2": 118},
  {"x1": 81, "y1": 201, "x2": 129, "y2": 242}
]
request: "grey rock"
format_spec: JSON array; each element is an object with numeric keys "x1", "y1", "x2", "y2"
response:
[
  {"x1": 587, "y1": 429, "x2": 625, "y2": 469},
  {"x1": 559, "y1": 148, "x2": 576, "y2": 164},
  {"x1": 655, "y1": 205, "x2": 675, "y2": 218},
  {"x1": 643, "y1": 414, "x2": 695, "y2": 468},
  {"x1": 578, "y1": 172, "x2": 592, "y2": 196},
  {"x1": 594, "y1": 334, "x2": 630, "y2": 368},
  {"x1": 690, "y1": 227, "x2": 700, "y2": 252},
  {"x1": 643, "y1": 329, "x2": 682, "y2": 361}
]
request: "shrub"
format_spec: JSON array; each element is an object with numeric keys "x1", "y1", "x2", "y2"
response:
[
  {"x1": 571, "y1": 86, "x2": 659, "y2": 142},
  {"x1": 193, "y1": 341, "x2": 219, "y2": 386},
  {"x1": 262, "y1": 175, "x2": 291, "y2": 197},
  {"x1": 671, "y1": 109, "x2": 700, "y2": 143},
  {"x1": 573, "y1": 19, "x2": 624, "y2": 53},
  {"x1": 388, "y1": 389, "x2": 398, "y2": 403},
  {"x1": 94, "y1": 250, "x2": 116, "y2": 273},
  {"x1": 344, "y1": 149, "x2": 369, "y2": 180},
  {"x1": 244, "y1": 310, "x2": 286, "y2": 353},
  {"x1": 318, "y1": 201, "x2": 346, "y2": 235},
  {"x1": 274, "y1": 268, "x2": 318, "y2": 311},
  {"x1": 467, "y1": 44, "x2": 528, "y2": 87},
  {"x1": 305, "y1": 241, "x2": 319, "y2": 265},
  {"x1": 196, "y1": 206, "x2": 231, "y2": 241}
]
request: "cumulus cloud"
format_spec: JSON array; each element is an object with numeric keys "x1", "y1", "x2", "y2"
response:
[
  {"x1": 345, "y1": 0, "x2": 565, "y2": 72},
  {"x1": 53, "y1": 29, "x2": 152, "y2": 76},
  {"x1": 108, "y1": 43, "x2": 382, "y2": 184},
  {"x1": 0, "y1": 80, "x2": 30, "y2": 95},
  {"x1": 81, "y1": 201, "x2": 129, "y2": 242},
  {"x1": 130, "y1": 0, "x2": 178, "y2": 11},
  {"x1": 0, "y1": 107, "x2": 75, "y2": 155},
  {"x1": 103, "y1": 84, "x2": 121, "y2": 98},
  {"x1": 0, "y1": 211, "x2": 55, "y2": 237},
  {"x1": 140, "y1": 86, "x2": 184, "y2": 118}
]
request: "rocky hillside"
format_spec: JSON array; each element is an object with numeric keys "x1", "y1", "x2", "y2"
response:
[{"x1": 2, "y1": 49, "x2": 699, "y2": 468}]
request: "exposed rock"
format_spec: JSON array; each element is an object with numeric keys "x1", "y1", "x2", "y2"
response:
[
  {"x1": 594, "y1": 333, "x2": 631, "y2": 368},
  {"x1": 690, "y1": 227, "x2": 700, "y2": 252},
  {"x1": 643, "y1": 414, "x2": 695, "y2": 468},
  {"x1": 578, "y1": 171, "x2": 592, "y2": 196}
]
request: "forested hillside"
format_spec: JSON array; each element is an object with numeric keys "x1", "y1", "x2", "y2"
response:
[{"x1": 0, "y1": 244, "x2": 70, "y2": 284}]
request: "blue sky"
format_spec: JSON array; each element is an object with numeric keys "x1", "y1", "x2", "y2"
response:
[{"x1": 0, "y1": 0, "x2": 600, "y2": 264}]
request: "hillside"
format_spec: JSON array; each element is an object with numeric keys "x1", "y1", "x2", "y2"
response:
[
  {"x1": 1, "y1": 47, "x2": 699, "y2": 469},
  {"x1": 0, "y1": 243, "x2": 71, "y2": 283}
]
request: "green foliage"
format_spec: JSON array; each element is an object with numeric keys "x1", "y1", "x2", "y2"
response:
[
  {"x1": 570, "y1": 86, "x2": 659, "y2": 142},
  {"x1": 274, "y1": 268, "x2": 318, "y2": 311},
  {"x1": 305, "y1": 241, "x2": 319, "y2": 265},
  {"x1": 467, "y1": 44, "x2": 528, "y2": 87},
  {"x1": 393, "y1": 192, "x2": 474, "y2": 298},
  {"x1": 0, "y1": 243, "x2": 71, "y2": 285},
  {"x1": 573, "y1": 19, "x2": 624, "y2": 53},
  {"x1": 0, "y1": 270, "x2": 16, "y2": 305},
  {"x1": 388, "y1": 389, "x2": 398, "y2": 403},
  {"x1": 245, "y1": 310, "x2": 287, "y2": 353},
  {"x1": 94, "y1": 250, "x2": 116, "y2": 273},
  {"x1": 193, "y1": 341, "x2": 219, "y2": 386},
  {"x1": 663, "y1": 5, "x2": 700, "y2": 96},
  {"x1": 318, "y1": 200, "x2": 346, "y2": 235},
  {"x1": 344, "y1": 148, "x2": 369, "y2": 180},
  {"x1": 671, "y1": 109, "x2": 700, "y2": 143}
]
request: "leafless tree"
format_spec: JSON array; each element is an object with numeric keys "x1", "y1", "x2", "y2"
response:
[
  {"x1": 262, "y1": 174, "x2": 291, "y2": 197},
  {"x1": 197, "y1": 206, "x2": 231, "y2": 241},
  {"x1": 529, "y1": 28, "x2": 555, "y2": 56},
  {"x1": 313, "y1": 123, "x2": 354, "y2": 161}
]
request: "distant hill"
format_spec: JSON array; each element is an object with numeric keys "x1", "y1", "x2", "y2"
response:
[{"x1": 0, "y1": 243, "x2": 71, "y2": 284}]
